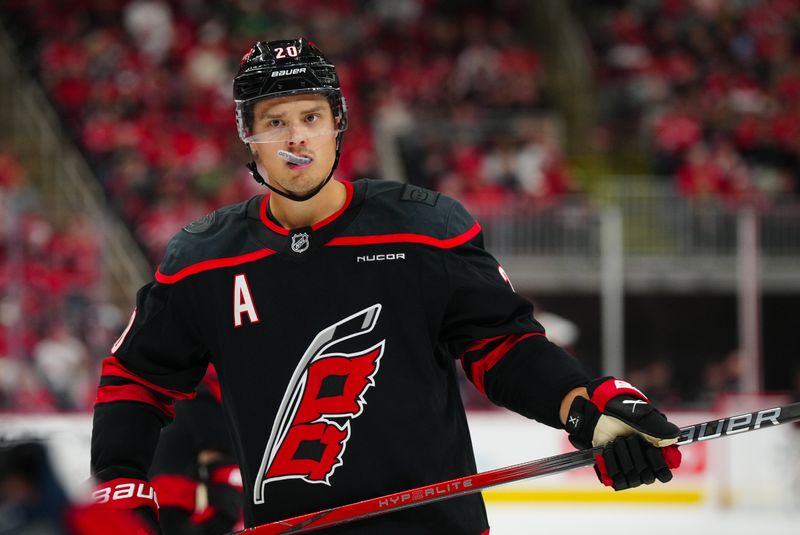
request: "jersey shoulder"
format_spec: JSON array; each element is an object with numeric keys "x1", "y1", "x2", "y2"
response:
[
  {"x1": 355, "y1": 179, "x2": 477, "y2": 238},
  {"x1": 157, "y1": 197, "x2": 262, "y2": 279}
]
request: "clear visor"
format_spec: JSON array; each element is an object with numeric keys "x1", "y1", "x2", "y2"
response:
[{"x1": 235, "y1": 90, "x2": 346, "y2": 144}]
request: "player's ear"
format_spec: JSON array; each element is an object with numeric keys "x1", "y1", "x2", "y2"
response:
[{"x1": 246, "y1": 144, "x2": 263, "y2": 168}]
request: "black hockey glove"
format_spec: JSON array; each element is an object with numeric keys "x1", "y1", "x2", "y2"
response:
[{"x1": 564, "y1": 377, "x2": 682, "y2": 491}]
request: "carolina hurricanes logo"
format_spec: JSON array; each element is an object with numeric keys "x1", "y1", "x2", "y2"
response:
[{"x1": 253, "y1": 304, "x2": 384, "y2": 504}]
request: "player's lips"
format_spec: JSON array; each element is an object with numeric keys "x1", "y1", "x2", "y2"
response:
[{"x1": 287, "y1": 161, "x2": 313, "y2": 170}]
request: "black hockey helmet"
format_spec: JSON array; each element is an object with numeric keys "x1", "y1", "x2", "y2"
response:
[{"x1": 233, "y1": 38, "x2": 348, "y2": 201}]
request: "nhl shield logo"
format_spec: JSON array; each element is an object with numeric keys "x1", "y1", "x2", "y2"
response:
[{"x1": 291, "y1": 232, "x2": 310, "y2": 253}]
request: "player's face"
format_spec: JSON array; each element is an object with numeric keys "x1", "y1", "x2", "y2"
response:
[{"x1": 249, "y1": 94, "x2": 339, "y2": 197}]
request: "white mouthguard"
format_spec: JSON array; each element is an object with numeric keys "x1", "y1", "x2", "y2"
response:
[{"x1": 277, "y1": 150, "x2": 312, "y2": 165}]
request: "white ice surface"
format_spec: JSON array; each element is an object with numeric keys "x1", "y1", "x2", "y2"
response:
[{"x1": 485, "y1": 503, "x2": 800, "y2": 535}]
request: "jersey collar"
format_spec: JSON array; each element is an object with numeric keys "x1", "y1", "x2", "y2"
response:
[
  {"x1": 258, "y1": 180, "x2": 354, "y2": 237},
  {"x1": 248, "y1": 179, "x2": 366, "y2": 256}
]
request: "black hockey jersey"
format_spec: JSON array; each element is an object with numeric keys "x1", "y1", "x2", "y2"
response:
[{"x1": 92, "y1": 179, "x2": 589, "y2": 534}]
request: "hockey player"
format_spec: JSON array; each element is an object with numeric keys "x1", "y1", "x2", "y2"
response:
[{"x1": 90, "y1": 38, "x2": 681, "y2": 534}]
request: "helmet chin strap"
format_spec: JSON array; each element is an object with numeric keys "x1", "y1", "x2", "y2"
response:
[
  {"x1": 245, "y1": 135, "x2": 343, "y2": 203},
  {"x1": 246, "y1": 160, "x2": 335, "y2": 202}
]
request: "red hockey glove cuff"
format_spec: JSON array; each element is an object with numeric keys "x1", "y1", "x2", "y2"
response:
[
  {"x1": 565, "y1": 376, "x2": 680, "y2": 449},
  {"x1": 92, "y1": 477, "x2": 160, "y2": 533}
]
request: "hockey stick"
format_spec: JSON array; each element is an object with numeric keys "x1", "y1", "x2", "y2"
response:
[{"x1": 238, "y1": 401, "x2": 800, "y2": 535}]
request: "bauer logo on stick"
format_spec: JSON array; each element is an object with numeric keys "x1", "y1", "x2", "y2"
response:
[{"x1": 676, "y1": 406, "x2": 782, "y2": 445}]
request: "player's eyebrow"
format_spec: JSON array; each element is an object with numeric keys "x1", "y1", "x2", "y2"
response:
[
  {"x1": 300, "y1": 105, "x2": 326, "y2": 115},
  {"x1": 260, "y1": 105, "x2": 326, "y2": 120}
]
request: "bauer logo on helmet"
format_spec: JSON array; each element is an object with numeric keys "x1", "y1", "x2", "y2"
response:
[{"x1": 271, "y1": 68, "x2": 308, "y2": 78}]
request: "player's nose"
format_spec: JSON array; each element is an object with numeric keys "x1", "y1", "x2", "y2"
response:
[{"x1": 286, "y1": 123, "x2": 308, "y2": 146}]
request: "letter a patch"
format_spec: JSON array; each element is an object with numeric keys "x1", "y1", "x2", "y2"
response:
[{"x1": 233, "y1": 274, "x2": 259, "y2": 327}]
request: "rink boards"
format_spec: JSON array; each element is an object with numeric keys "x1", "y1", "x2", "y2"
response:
[{"x1": 1, "y1": 397, "x2": 797, "y2": 521}]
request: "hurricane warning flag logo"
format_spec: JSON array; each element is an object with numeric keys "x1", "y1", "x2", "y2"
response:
[{"x1": 254, "y1": 304, "x2": 384, "y2": 504}]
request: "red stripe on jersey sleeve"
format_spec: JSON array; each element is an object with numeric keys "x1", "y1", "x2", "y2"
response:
[
  {"x1": 468, "y1": 332, "x2": 545, "y2": 395},
  {"x1": 151, "y1": 475, "x2": 197, "y2": 512},
  {"x1": 100, "y1": 356, "x2": 197, "y2": 402},
  {"x1": 326, "y1": 221, "x2": 481, "y2": 249},
  {"x1": 459, "y1": 335, "x2": 506, "y2": 369},
  {"x1": 95, "y1": 383, "x2": 176, "y2": 419},
  {"x1": 463, "y1": 335, "x2": 507, "y2": 355},
  {"x1": 201, "y1": 371, "x2": 222, "y2": 405},
  {"x1": 155, "y1": 248, "x2": 276, "y2": 284}
]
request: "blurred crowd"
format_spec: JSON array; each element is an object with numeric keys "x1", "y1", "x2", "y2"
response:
[
  {"x1": 1, "y1": 0, "x2": 573, "y2": 264},
  {"x1": 2, "y1": 0, "x2": 800, "y2": 412},
  {"x1": 626, "y1": 350, "x2": 746, "y2": 409},
  {"x1": 589, "y1": 0, "x2": 800, "y2": 204},
  {"x1": 0, "y1": 149, "x2": 119, "y2": 412},
  {"x1": 3, "y1": 0, "x2": 799, "y2": 263}
]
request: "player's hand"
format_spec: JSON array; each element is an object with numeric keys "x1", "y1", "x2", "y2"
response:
[
  {"x1": 564, "y1": 376, "x2": 682, "y2": 490},
  {"x1": 91, "y1": 476, "x2": 162, "y2": 534}
]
